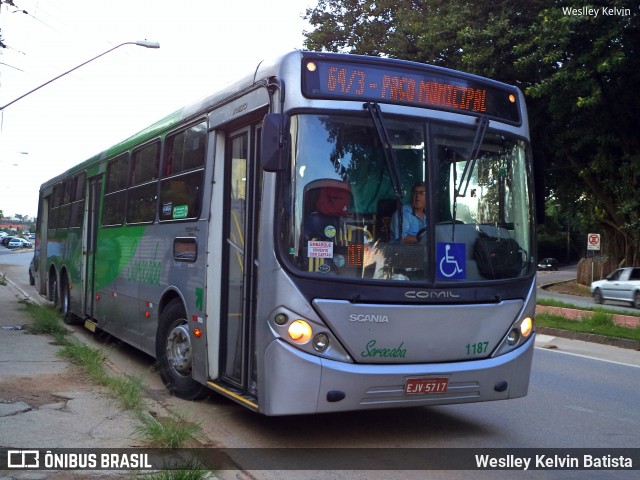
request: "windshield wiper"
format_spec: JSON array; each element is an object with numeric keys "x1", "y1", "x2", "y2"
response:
[
  {"x1": 456, "y1": 115, "x2": 489, "y2": 198},
  {"x1": 364, "y1": 102, "x2": 404, "y2": 201},
  {"x1": 364, "y1": 102, "x2": 405, "y2": 235}
]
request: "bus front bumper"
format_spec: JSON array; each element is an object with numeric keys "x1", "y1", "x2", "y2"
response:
[{"x1": 260, "y1": 334, "x2": 535, "y2": 415}]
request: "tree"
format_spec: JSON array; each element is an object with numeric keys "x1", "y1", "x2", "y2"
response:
[
  {"x1": 515, "y1": 1, "x2": 640, "y2": 264},
  {"x1": 303, "y1": 0, "x2": 640, "y2": 264}
]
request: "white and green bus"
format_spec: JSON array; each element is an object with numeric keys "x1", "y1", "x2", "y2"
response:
[{"x1": 35, "y1": 51, "x2": 536, "y2": 415}]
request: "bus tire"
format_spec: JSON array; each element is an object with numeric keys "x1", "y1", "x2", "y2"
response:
[
  {"x1": 156, "y1": 299, "x2": 208, "y2": 400},
  {"x1": 60, "y1": 273, "x2": 81, "y2": 325}
]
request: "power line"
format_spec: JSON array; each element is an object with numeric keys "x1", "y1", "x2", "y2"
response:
[{"x1": 0, "y1": 61, "x2": 24, "y2": 71}]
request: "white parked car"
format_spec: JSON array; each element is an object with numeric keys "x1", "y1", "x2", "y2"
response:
[
  {"x1": 590, "y1": 267, "x2": 640, "y2": 309},
  {"x1": 7, "y1": 237, "x2": 33, "y2": 249}
]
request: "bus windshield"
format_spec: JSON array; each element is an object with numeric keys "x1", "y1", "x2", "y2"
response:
[{"x1": 281, "y1": 113, "x2": 533, "y2": 283}]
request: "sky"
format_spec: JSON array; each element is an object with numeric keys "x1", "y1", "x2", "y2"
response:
[{"x1": 0, "y1": 0, "x2": 317, "y2": 218}]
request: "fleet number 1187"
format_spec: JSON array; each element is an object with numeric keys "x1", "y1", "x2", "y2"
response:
[{"x1": 466, "y1": 342, "x2": 489, "y2": 355}]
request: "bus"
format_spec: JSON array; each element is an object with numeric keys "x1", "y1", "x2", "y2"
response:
[{"x1": 34, "y1": 51, "x2": 536, "y2": 415}]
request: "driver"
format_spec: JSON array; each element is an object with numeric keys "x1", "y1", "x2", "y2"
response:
[{"x1": 390, "y1": 181, "x2": 427, "y2": 244}]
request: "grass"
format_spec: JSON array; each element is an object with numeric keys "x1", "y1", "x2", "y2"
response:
[
  {"x1": 536, "y1": 309, "x2": 640, "y2": 342},
  {"x1": 22, "y1": 302, "x2": 210, "y2": 474},
  {"x1": 59, "y1": 342, "x2": 108, "y2": 382},
  {"x1": 23, "y1": 301, "x2": 70, "y2": 339},
  {"x1": 105, "y1": 375, "x2": 147, "y2": 412},
  {"x1": 136, "y1": 459, "x2": 210, "y2": 480},
  {"x1": 538, "y1": 280, "x2": 640, "y2": 341},
  {"x1": 135, "y1": 413, "x2": 205, "y2": 449},
  {"x1": 537, "y1": 296, "x2": 640, "y2": 318}
]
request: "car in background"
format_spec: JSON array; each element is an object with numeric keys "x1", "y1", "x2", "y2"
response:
[
  {"x1": 7, "y1": 237, "x2": 33, "y2": 249},
  {"x1": 1, "y1": 236, "x2": 17, "y2": 247},
  {"x1": 591, "y1": 267, "x2": 640, "y2": 309},
  {"x1": 537, "y1": 257, "x2": 559, "y2": 271}
]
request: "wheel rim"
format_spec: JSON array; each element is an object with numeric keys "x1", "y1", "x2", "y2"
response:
[
  {"x1": 62, "y1": 283, "x2": 70, "y2": 313},
  {"x1": 50, "y1": 278, "x2": 58, "y2": 304},
  {"x1": 166, "y1": 322, "x2": 192, "y2": 377}
]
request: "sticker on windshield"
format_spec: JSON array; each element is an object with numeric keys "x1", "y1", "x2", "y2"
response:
[
  {"x1": 436, "y1": 242, "x2": 466, "y2": 279},
  {"x1": 308, "y1": 240, "x2": 333, "y2": 258},
  {"x1": 324, "y1": 225, "x2": 336, "y2": 238}
]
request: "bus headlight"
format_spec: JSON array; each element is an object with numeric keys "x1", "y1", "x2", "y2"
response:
[
  {"x1": 288, "y1": 320, "x2": 312, "y2": 344},
  {"x1": 494, "y1": 314, "x2": 535, "y2": 357},
  {"x1": 313, "y1": 333, "x2": 330, "y2": 352},
  {"x1": 268, "y1": 307, "x2": 352, "y2": 362},
  {"x1": 506, "y1": 329, "x2": 520, "y2": 345},
  {"x1": 274, "y1": 313, "x2": 288, "y2": 325},
  {"x1": 520, "y1": 317, "x2": 533, "y2": 338}
]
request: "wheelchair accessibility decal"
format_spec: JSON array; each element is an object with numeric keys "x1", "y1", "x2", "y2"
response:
[{"x1": 436, "y1": 243, "x2": 466, "y2": 279}]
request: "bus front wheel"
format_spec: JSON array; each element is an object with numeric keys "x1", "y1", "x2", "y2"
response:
[{"x1": 156, "y1": 300, "x2": 208, "y2": 400}]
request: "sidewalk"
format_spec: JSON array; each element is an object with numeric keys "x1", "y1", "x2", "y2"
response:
[{"x1": 0, "y1": 276, "x2": 139, "y2": 478}]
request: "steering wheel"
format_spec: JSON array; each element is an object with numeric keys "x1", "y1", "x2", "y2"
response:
[{"x1": 416, "y1": 227, "x2": 428, "y2": 244}]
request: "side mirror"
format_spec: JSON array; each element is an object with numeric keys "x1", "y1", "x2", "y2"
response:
[{"x1": 262, "y1": 113, "x2": 288, "y2": 172}]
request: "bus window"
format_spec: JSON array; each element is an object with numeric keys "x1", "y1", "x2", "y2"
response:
[
  {"x1": 58, "y1": 178, "x2": 74, "y2": 229},
  {"x1": 106, "y1": 154, "x2": 130, "y2": 192},
  {"x1": 163, "y1": 122, "x2": 206, "y2": 176},
  {"x1": 131, "y1": 142, "x2": 159, "y2": 184},
  {"x1": 48, "y1": 183, "x2": 62, "y2": 230},
  {"x1": 128, "y1": 143, "x2": 159, "y2": 224},
  {"x1": 128, "y1": 183, "x2": 158, "y2": 224},
  {"x1": 102, "y1": 154, "x2": 129, "y2": 226},
  {"x1": 159, "y1": 122, "x2": 206, "y2": 222},
  {"x1": 159, "y1": 171, "x2": 203, "y2": 221},
  {"x1": 69, "y1": 172, "x2": 86, "y2": 228}
]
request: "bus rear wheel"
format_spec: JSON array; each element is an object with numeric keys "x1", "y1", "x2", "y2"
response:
[
  {"x1": 48, "y1": 273, "x2": 58, "y2": 307},
  {"x1": 156, "y1": 300, "x2": 208, "y2": 400},
  {"x1": 60, "y1": 273, "x2": 81, "y2": 325}
]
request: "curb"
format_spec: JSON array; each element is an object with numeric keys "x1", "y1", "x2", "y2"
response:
[{"x1": 537, "y1": 326, "x2": 640, "y2": 351}]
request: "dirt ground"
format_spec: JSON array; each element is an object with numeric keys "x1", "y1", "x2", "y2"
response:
[
  {"x1": 0, "y1": 370, "x2": 93, "y2": 408},
  {"x1": 546, "y1": 280, "x2": 591, "y2": 297}
]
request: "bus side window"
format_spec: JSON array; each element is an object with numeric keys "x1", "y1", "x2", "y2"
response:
[
  {"x1": 128, "y1": 142, "x2": 159, "y2": 224},
  {"x1": 159, "y1": 171, "x2": 203, "y2": 221},
  {"x1": 159, "y1": 122, "x2": 206, "y2": 222},
  {"x1": 102, "y1": 153, "x2": 129, "y2": 226}
]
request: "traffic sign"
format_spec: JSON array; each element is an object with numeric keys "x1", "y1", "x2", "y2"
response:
[{"x1": 587, "y1": 233, "x2": 601, "y2": 251}]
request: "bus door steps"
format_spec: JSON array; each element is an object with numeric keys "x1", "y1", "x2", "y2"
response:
[
  {"x1": 207, "y1": 380, "x2": 258, "y2": 411},
  {"x1": 84, "y1": 319, "x2": 98, "y2": 333}
]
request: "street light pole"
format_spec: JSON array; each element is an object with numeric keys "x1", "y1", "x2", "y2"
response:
[{"x1": 0, "y1": 40, "x2": 160, "y2": 111}]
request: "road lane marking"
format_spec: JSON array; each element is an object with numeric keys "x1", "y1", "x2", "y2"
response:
[{"x1": 535, "y1": 346, "x2": 640, "y2": 369}]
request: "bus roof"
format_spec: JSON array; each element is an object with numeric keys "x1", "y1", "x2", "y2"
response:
[{"x1": 39, "y1": 50, "x2": 524, "y2": 191}]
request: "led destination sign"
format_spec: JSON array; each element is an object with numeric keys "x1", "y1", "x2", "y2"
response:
[{"x1": 303, "y1": 58, "x2": 520, "y2": 124}]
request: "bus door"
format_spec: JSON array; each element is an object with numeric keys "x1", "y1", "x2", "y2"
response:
[
  {"x1": 84, "y1": 175, "x2": 102, "y2": 319},
  {"x1": 220, "y1": 125, "x2": 260, "y2": 392}
]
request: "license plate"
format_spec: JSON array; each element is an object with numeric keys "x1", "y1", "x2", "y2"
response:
[{"x1": 404, "y1": 377, "x2": 449, "y2": 395}]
